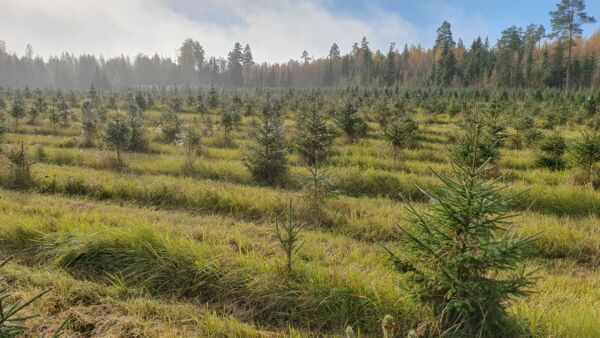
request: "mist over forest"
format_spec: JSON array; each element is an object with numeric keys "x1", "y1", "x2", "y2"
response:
[{"x1": 1, "y1": 20, "x2": 600, "y2": 90}]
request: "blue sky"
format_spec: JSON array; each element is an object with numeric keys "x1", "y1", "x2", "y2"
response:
[
  {"x1": 329, "y1": 0, "x2": 600, "y2": 46},
  {"x1": 1, "y1": 0, "x2": 598, "y2": 62}
]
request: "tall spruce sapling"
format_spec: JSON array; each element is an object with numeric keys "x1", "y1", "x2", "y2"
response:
[
  {"x1": 80, "y1": 99, "x2": 98, "y2": 147},
  {"x1": 294, "y1": 107, "x2": 336, "y2": 166},
  {"x1": 383, "y1": 130, "x2": 536, "y2": 336},
  {"x1": 55, "y1": 92, "x2": 72, "y2": 127},
  {"x1": 244, "y1": 98, "x2": 288, "y2": 186},
  {"x1": 511, "y1": 115, "x2": 535, "y2": 149},
  {"x1": 105, "y1": 115, "x2": 130, "y2": 168},
  {"x1": 207, "y1": 87, "x2": 219, "y2": 109},
  {"x1": 195, "y1": 94, "x2": 207, "y2": 117},
  {"x1": 453, "y1": 114, "x2": 500, "y2": 169},
  {"x1": 219, "y1": 110, "x2": 235, "y2": 144},
  {"x1": 570, "y1": 129, "x2": 600, "y2": 185},
  {"x1": 384, "y1": 114, "x2": 418, "y2": 164},
  {"x1": 274, "y1": 199, "x2": 304, "y2": 274},
  {"x1": 182, "y1": 123, "x2": 201, "y2": 175},
  {"x1": 482, "y1": 100, "x2": 508, "y2": 149},
  {"x1": 299, "y1": 164, "x2": 337, "y2": 226},
  {"x1": 374, "y1": 99, "x2": 391, "y2": 129},
  {"x1": 127, "y1": 97, "x2": 149, "y2": 152},
  {"x1": 5, "y1": 141, "x2": 34, "y2": 188},
  {"x1": 536, "y1": 133, "x2": 567, "y2": 170},
  {"x1": 0, "y1": 111, "x2": 6, "y2": 140},
  {"x1": 160, "y1": 109, "x2": 181, "y2": 144},
  {"x1": 335, "y1": 101, "x2": 367, "y2": 143},
  {"x1": 31, "y1": 89, "x2": 46, "y2": 125},
  {"x1": 9, "y1": 92, "x2": 26, "y2": 130}
]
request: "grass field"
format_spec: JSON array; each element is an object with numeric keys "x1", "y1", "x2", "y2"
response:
[{"x1": 0, "y1": 92, "x2": 599, "y2": 337}]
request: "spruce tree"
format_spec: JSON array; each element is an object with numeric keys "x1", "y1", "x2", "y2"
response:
[
  {"x1": 160, "y1": 109, "x2": 181, "y2": 144},
  {"x1": 30, "y1": 89, "x2": 45, "y2": 124},
  {"x1": 228, "y1": 42, "x2": 244, "y2": 87},
  {"x1": 182, "y1": 123, "x2": 201, "y2": 175},
  {"x1": 244, "y1": 97, "x2": 288, "y2": 186},
  {"x1": 0, "y1": 111, "x2": 6, "y2": 140},
  {"x1": 6, "y1": 141, "x2": 33, "y2": 188},
  {"x1": 105, "y1": 116, "x2": 130, "y2": 166},
  {"x1": 80, "y1": 99, "x2": 98, "y2": 147},
  {"x1": 294, "y1": 107, "x2": 336, "y2": 166},
  {"x1": 335, "y1": 101, "x2": 367, "y2": 143},
  {"x1": 299, "y1": 165, "x2": 336, "y2": 226},
  {"x1": 219, "y1": 110, "x2": 235, "y2": 144},
  {"x1": 570, "y1": 129, "x2": 600, "y2": 184},
  {"x1": 127, "y1": 97, "x2": 149, "y2": 152},
  {"x1": 56, "y1": 92, "x2": 71, "y2": 127},
  {"x1": 384, "y1": 150, "x2": 535, "y2": 336},
  {"x1": 537, "y1": 133, "x2": 567, "y2": 170},
  {"x1": 384, "y1": 115, "x2": 418, "y2": 164},
  {"x1": 9, "y1": 91, "x2": 26, "y2": 129},
  {"x1": 453, "y1": 114, "x2": 501, "y2": 168},
  {"x1": 208, "y1": 87, "x2": 219, "y2": 109},
  {"x1": 274, "y1": 199, "x2": 303, "y2": 274}
]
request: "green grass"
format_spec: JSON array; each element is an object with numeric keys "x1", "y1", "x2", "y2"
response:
[{"x1": 1, "y1": 101, "x2": 599, "y2": 337}]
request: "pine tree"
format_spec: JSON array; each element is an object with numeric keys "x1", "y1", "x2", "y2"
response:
[
  {"x1": 549, "y1": 0, "x2": 597, "y2": 89},
  {"x1": 244, "y1": 97, "x2": 288, "y2": 186}
]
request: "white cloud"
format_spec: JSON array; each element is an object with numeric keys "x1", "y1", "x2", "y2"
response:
[{"x1": 0, "y1": 0, "x2": 419, "y2": 63}]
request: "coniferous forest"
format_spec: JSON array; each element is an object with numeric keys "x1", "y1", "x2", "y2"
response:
[
  {"x1": 2, "y1": 16, "x2": 600, "y2": 90},
  {"x1": 0, "y1": 0, "x2": 600, "y2": 337}
]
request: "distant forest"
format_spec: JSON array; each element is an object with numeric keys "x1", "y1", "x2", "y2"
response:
[{"x1": 1, "y1": 18, "x2": 599, "y2": 89}]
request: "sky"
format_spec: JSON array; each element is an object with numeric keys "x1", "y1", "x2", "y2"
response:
[{"x1": 0, "y1": 0, "x2": 598, "y2": 63}]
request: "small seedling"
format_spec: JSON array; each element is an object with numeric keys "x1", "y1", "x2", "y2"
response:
[{"x1": 274, "y1": 199, "x2": 304, "y2": 274}]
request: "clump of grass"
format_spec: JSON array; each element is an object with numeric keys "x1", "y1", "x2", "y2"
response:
[
  {"x1": 0, "y1": 222, "x2": 417, "y2": 334},
  {"x1": 0, "y1": 258, "x2": 55, "y2": 338}
]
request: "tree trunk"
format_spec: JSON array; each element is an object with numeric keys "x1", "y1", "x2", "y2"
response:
[{"x1": 567, "y1": 32, "x2": 573, "y2": 89}]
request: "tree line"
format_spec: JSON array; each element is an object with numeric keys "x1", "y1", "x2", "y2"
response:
[{"x1": 0, "y1": 0, "x2": 597, "y2": 90}]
